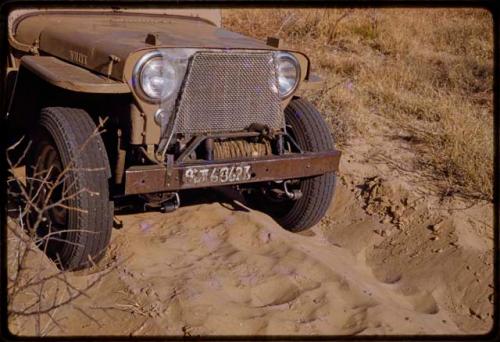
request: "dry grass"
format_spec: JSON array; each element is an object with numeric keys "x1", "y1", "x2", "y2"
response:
[{"x1": 223, "y1": 8, "x2": 493, "y2": 200}]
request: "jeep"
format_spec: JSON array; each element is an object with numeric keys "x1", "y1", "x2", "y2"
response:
[{"x1": 5, "y1": 6, "x2": 341, "y2": 270}]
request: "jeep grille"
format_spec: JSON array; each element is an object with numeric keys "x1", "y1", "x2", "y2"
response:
[{"x1": 174, "y1": 51, "x2": 283, "y2": 134}]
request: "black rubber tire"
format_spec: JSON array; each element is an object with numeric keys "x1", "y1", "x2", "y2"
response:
[
  {"x1": 248, "y1": 98, "x2": 337, "y2": 232},
  {"x1": 27, "y1": 107, "x2": 113, "y2": 270}
]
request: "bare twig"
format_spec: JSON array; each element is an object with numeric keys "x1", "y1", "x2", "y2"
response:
[{"x1": 6, "y1": 117, "x2": 119, "y2": 335}]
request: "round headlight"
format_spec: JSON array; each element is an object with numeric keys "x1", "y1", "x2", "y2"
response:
[
  {"x1": 133, "y1": 51, "x2": 180, "y2": 103},
  {"x1": 139, "y1": 57, "x2": 176, "y2": 101},
  {"x1": 276, "y1": 52, "x2": 300, "y2": 99}
]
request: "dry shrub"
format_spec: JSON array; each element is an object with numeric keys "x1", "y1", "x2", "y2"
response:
[
  {"x1": 223, "y1": 8, "x2": 493, "y2": 200},
  {"x1": 6, "y1": 121, "x2": 122, "y2": 335}
]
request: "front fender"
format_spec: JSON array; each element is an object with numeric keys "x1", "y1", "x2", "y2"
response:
[
  {"x1": 6, "y1": 57, "x2": 131, "y2": 143},
  {"x1": 20, "y1": 56, "x2": 130, "y2": 93}
]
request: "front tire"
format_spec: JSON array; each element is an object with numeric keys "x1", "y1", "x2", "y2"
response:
[
  {"x1": 246, "y1": 98, "x2": 337, "y2": 232},
  {"x1": 26, "y1": 107, "x2": 113, "y2": 270}
]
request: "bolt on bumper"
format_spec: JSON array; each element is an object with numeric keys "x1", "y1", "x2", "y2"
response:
[{"x1": 124, "y1": 150, "x2": 341, "y2": 195}]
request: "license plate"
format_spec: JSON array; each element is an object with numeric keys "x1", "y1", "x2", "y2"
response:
[{"x1": 183, "y1": 164, "x2": 252, "y2": 185}]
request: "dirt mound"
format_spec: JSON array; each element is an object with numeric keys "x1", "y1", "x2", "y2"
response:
[
  {"x1": 9, "y1": 169, "x2": 493, "y2": 336},
  {"x1": 355, "y1": 176, "x2": 409, "y2": 227}
]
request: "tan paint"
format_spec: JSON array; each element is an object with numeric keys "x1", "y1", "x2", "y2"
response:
[
  {"x1": 21, "y1": 55, "x2": 130, "y2": 93},
  {"x1": 297, "y1": 73, "x2": 324, "y2": 91},
  {"x1": 8, "y1": 7, "x2": 317, "y2": 145},
  {"x1": 129, "y1": 102, "x2": 161, "y2": 145},
  {"x1": 11, "y1": 11, "x2": 269, "y2": 80},
  {"x1": 8, "y1": 7, "x2": 221, "y2": 41}
]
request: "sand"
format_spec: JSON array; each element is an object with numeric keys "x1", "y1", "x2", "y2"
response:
[{"x1": 7, "y1": 129, "x2": 494, "y2": 336}]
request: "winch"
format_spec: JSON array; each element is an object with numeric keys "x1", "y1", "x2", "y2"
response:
[{"x1": 213, "y1": 139, "x2": 273, "y2": 160}]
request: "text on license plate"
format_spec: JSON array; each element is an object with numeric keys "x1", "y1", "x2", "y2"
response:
[{"x1": 184, "y1": 165, "x2": 252, "y2": 185}]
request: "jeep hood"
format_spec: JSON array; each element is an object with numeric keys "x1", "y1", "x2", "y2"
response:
[{"x1": 12, "y1": 12, "x2": 272, "y2": 80}]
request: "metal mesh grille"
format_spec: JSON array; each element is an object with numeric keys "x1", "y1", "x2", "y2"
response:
[{"x1": 174, "y1": 51, "x2": 283, "y2": 134}]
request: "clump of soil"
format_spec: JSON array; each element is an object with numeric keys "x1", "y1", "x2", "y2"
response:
[{"x1": 355, "y1": 176, "x2": 409, "y2": 227}]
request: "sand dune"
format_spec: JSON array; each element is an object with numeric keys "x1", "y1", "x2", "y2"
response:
[
  {"x1": 7, "y1": 129, "x2": 493, "y2": 336},
  {"x1": 8, "y1": 172, "x2": 493, "y2": 335}
]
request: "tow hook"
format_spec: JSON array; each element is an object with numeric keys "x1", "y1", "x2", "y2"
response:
[
  {"x1": 160, "y1": 193, "x2": 180, "y2": 213},
  {"x1": 284, "y1": 181, "x2": 302, "y2": 200}
]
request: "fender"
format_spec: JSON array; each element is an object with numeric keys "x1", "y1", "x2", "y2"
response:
[
  {"x1": 300, "y1": 73, "x2": 325, "y2": 91},
  {"x1": 20, "y1": 56, "x2": 130, "y2": 93},
  {"x1": 6, "y1": 56, "x2": 131, "y2": 144}
]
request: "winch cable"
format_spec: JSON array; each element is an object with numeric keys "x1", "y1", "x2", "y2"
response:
[{"x1": 213, "y1": 139, "x2": 272, "y2": 160}]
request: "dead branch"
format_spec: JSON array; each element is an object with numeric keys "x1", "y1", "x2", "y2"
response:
[{"x1": 6, "y1": 117, "x2": 120, "y2": 336}]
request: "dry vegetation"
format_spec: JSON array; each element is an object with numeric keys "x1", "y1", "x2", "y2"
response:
[
  {"x1": 6, "y1": 122, "x2": 120, "y2": 335},
  {"x1": 223, "y1": 8, "x2": 493, "y2": 200}
]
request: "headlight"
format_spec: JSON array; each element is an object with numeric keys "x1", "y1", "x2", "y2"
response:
[
  {"x1": 276, "y1": 52, "x2": 301, "y2": 99},
  {"x1": 140, "y1": 58, "x2": 176, "y2": 100},
  {"x1": 133, "y1": 51, "x2": 180, "y2": 103}
]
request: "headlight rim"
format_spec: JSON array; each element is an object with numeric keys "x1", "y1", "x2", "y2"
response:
[
  {"x1": 132, "y1": 50, "x2": 170, "y2": 104},
  {"x1": 275, "y1": 51, "x2": 301, "y2": 99}
]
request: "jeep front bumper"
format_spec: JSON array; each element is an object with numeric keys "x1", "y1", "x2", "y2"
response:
[{"x1": 124, "y1": 150, "x2": 341, "y2": 195}]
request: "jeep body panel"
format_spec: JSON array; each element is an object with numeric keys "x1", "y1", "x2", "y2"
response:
[
  {"x1": 8, "y1": 7, "x2": 222, "y2": 46},
  {"x1": 21, "y1": 56, "x2": 130, "y2": 93},
  {"x1": 8, "y1": 9, "x2": 314, "y2": 146},
  {"x1": 11, "y1": 11, "x2": 270, "y2": 80}
]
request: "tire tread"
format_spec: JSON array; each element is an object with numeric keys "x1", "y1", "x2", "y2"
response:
[
  {"x1": 278, "y1": 98, "x2": 337, "y2": 232},
  {"x1": 37, "y1": 107, "x2": 112, "y2": 270}
]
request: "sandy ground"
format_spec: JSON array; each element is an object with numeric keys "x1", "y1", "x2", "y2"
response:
[{"x1": 7, "y1": 126, "x2": 494, "y2": 336}]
